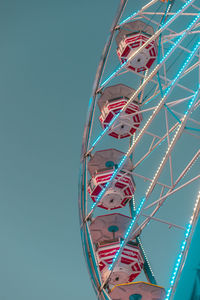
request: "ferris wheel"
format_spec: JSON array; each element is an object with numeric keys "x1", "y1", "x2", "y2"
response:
[{"x1": 79, "y1": 0, "x2": 200, "y2": 299}]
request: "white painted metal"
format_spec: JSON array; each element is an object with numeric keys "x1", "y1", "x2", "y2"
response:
[{"x1": 79, "y1": 0, "x2": 200, "y2": 299}]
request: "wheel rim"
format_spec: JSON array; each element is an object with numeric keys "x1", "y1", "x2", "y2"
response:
[{"x1": 79, "y1": 1, "x2": 200, "y2": 299}]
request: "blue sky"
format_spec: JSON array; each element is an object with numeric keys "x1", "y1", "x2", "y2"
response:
[{"x1": 0, "y1": 0, "x2": 114, "y2": 299}]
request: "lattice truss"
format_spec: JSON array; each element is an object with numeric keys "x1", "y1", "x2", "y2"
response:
[{"x1": 79, "y1": 0, "x2": 200, "y2": 299}]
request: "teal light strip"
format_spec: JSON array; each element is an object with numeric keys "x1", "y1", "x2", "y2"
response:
[
  {"x1": 100, "y1": 0, "x2": 195, "y2": 89},
  {"x1": 90, "y1": 39, "x2": 200, "y2": 214},
  {"x1": 108, "y1": 83, "x2": 200, "y2": 272},
  {"x1": 91, "y1": 11, "x2": 200, "y2": 150}
]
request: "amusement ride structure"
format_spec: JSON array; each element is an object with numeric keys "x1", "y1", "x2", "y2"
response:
[{"x1": 79, "y1": 0, "x2": 200, "y2": 299}]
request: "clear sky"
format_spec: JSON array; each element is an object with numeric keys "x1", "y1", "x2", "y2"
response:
[
  {"x1": 0, "y1": 0, "x2": 116, "y2": 299},
  {"x1": 0, "y1": 1, "x2": 199, "y2": 300}
]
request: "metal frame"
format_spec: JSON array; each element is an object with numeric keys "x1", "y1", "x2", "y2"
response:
[{"x1": 79, "y1": 0, "x2": 200, "y2": 299}]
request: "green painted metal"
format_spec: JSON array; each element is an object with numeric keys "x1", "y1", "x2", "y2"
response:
[
  {"x1": 108, "y1": 225, "x2": 119, "y2": 233},
  {"x1": 173, "y1": 218, "x2": 200, "y2": 300},
  {"x1": 190, "y1": 266, "x2": 200, "y2": 300},
  {"x1": 105, "y1": 161, "x2": 115, "y2": 168},
  {"x1": 129, "y1": 294, "x2": 142, "y2": 300}
]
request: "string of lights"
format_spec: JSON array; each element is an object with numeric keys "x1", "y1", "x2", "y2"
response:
[
  {"x1": 100, "y1": 0, "x2": 196, "y2": 89},
  {"x1": 105, "y1": 82, "x2": 200, "y2": 279},
  {"x1": 88, "y1": 39, "x2": 200, "y2": 224},
  {"x1": 91, "y1": 11, "x2": 200, "y2": 150}
]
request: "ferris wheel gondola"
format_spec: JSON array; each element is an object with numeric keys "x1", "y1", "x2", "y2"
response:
[{"x1": 79, "y1": 0, "x2": 200, "y2": 299}]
